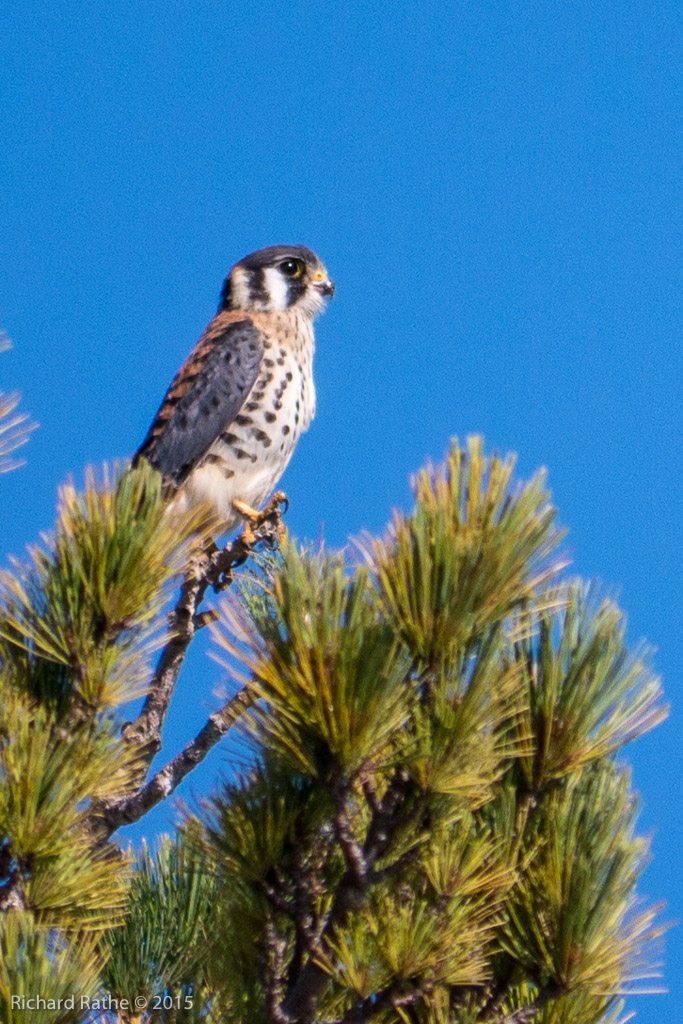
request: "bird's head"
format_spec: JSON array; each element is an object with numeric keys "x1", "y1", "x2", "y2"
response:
[{"x1": 219, "y1": 245, "x2": 335, "y2": 319}]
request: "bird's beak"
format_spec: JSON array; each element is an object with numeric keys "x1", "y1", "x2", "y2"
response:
[{"x1": 313, "y1": 277, "x2": 335, "y2": 298}]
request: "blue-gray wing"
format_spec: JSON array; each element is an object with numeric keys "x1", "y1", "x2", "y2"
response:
[{"x1": 135, "y1": 315, "x2": 264, "y2": 486}]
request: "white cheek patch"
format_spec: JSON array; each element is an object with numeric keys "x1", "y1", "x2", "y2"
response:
[
  {"x1": 263, "y1": 266, "x2": 290, "y2": 310},
  {"x1": 298, "y1": 289, "x2": 326, "y2": 319},
  {"x1": 230, "y1": 266, "x2": 252, "y2": 310}
]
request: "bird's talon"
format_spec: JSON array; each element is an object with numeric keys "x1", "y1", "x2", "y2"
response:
[
  {"x1": 271, "y1": 490, "x2": 288, "y2": 513},
  {"x1": 240, "y1": 523, "x2": 256, "y2": 547},
  {"x1": 232, "y1": 491, "x2": 289, "y2": 547}
]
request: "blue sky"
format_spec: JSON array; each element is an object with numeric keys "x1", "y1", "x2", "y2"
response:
[{"x1": 2, "y1": 2, "x2": 681, "y2": 1018}]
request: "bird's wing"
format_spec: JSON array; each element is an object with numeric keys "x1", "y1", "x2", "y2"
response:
[{"x1": 135, "y1": 314, "x2": 264, "y2": 486}]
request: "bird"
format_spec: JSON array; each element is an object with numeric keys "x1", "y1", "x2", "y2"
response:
[{"x1": 134, "y1": 245, "x2": 334, "y2": 536}]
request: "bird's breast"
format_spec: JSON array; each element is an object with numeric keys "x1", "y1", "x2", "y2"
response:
[{"x1": 180, "y1": 314, "x2": 316, "y2": 527}]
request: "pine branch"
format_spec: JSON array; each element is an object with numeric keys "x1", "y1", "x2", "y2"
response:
[
  {"x1": 264, "y1": 911, "x2": 292, "y2": 1024},
  {"x1": 283, "y1": 863, "x2": 367, "y2": 1020},
  {"x1": 93, "y1": 685, "x2": 256, "y2": 836},
  {"x1": 338, "y1": 980, "x2": 435, "y2": 1024},
  {"x1": 90, "y1": 503, "x2": 285, "y2": 839},
  {"x1": 289, "y1": 843, "x2": 324, "y2": 980},
  {"x1": 0, "y1": 335, "x2": 37, "y2": 473},
  {"x1": 282, "y1": 769, "x2": 424, "y2": 1021},
  {"x1": 0, "y1": 865, "x2": 27, "y2": 912},
  {"x1": 333, "y1": 786, "x2": 368, "y2": 884},
  {"x1": 362, "y1": 766, "x2": 414, "y2": 865},
  {"x1": 498, "y1": 1001, "x2": 548, "y2": 1024},
  {"x1": 497, "y1": 986, "x2": 562, "y2": 1024},
  {"x1": 121, "y1": 517, "x2": 279, "y2": 757},
  {"x1": 477, "y1": 980, "x2": 563, "y2": 1024}
]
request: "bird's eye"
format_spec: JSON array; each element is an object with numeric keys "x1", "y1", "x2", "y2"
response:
[{"x1": 279, "y1": 258, "x2": 305, "y2": 278}]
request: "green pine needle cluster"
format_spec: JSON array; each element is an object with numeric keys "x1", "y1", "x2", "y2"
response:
[
  {"x1": 0, "y1": 914, "x2": 103, "y2": 1024},
  {"x1": 1, "y1": 464, "x2": 203, "y2": 709},
  {"x1": 0, "y1": 460, "x2": 206, "y2": 1021},
  {"x1": 0, "y1": 337, "x2": 37, "y2": 475},
  {"x1": 99, "y1": 836, "x2": 215, "y2": 1021},
  {"x1": 166, "y1": 437, "x2": 663, "y2": 1023},
  {"x1": 0, "y1": 435, "x2": 667, "y2": 1024}
]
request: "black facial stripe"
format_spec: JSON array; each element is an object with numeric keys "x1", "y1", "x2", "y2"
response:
[
  {"x1": 286, "y1": 277, "x2": 308, "y2": 307},
  {"x1": 248, "y1": 267, "x2": 270, "y2": 307},
  {"x1": 218, "y1": 275, "x2": 232, "y2": 311}
]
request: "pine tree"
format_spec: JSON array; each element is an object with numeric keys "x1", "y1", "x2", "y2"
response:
[
  {"x1": 0, "y1": 386, "x2": 666, "y2": 1024},
  {"x1": 0, "y1": 337, "x2": 36, "y2": 475}
]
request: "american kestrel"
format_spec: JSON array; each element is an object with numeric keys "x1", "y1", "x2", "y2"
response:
[{"x1": 135, "y1": 245, "x2": 334, "y2": 533}]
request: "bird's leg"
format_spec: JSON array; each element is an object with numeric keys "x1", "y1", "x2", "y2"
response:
[
  {"x1": 195, "y1": 493, "x2": 289, "y2": 595},
  {"x1": 233, "y1": 491, "x2": 289, "y2": 547}
]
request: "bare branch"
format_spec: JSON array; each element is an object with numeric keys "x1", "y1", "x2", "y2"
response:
[
  {"x1": 360, "y1": 773, "x2": 381, "y2": 816},
  {"x1": 363, "y1": 766, "x2": 415, "y2": 865},
  {"x1": 122, "y1": 509, "x2": 282, "y2": 760},
  {"x1": 0, "y1": 864, "x2": 27, "y2": 912},
  {"x1": 282, "y1": 769, "x2": 420, "y2": 1022},
  {"x1": 93, "y1": 685, "x2": 256, "y2": 836},
  {"x1": 264, "y1": 911, "x2": 293, "y2": 1024},
  {"x1": 88, "y1": 498, "x2": 286, "y2": 841},
  {"x1": 333, "y1": 786, "x2": 368, "y2": 884}
]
